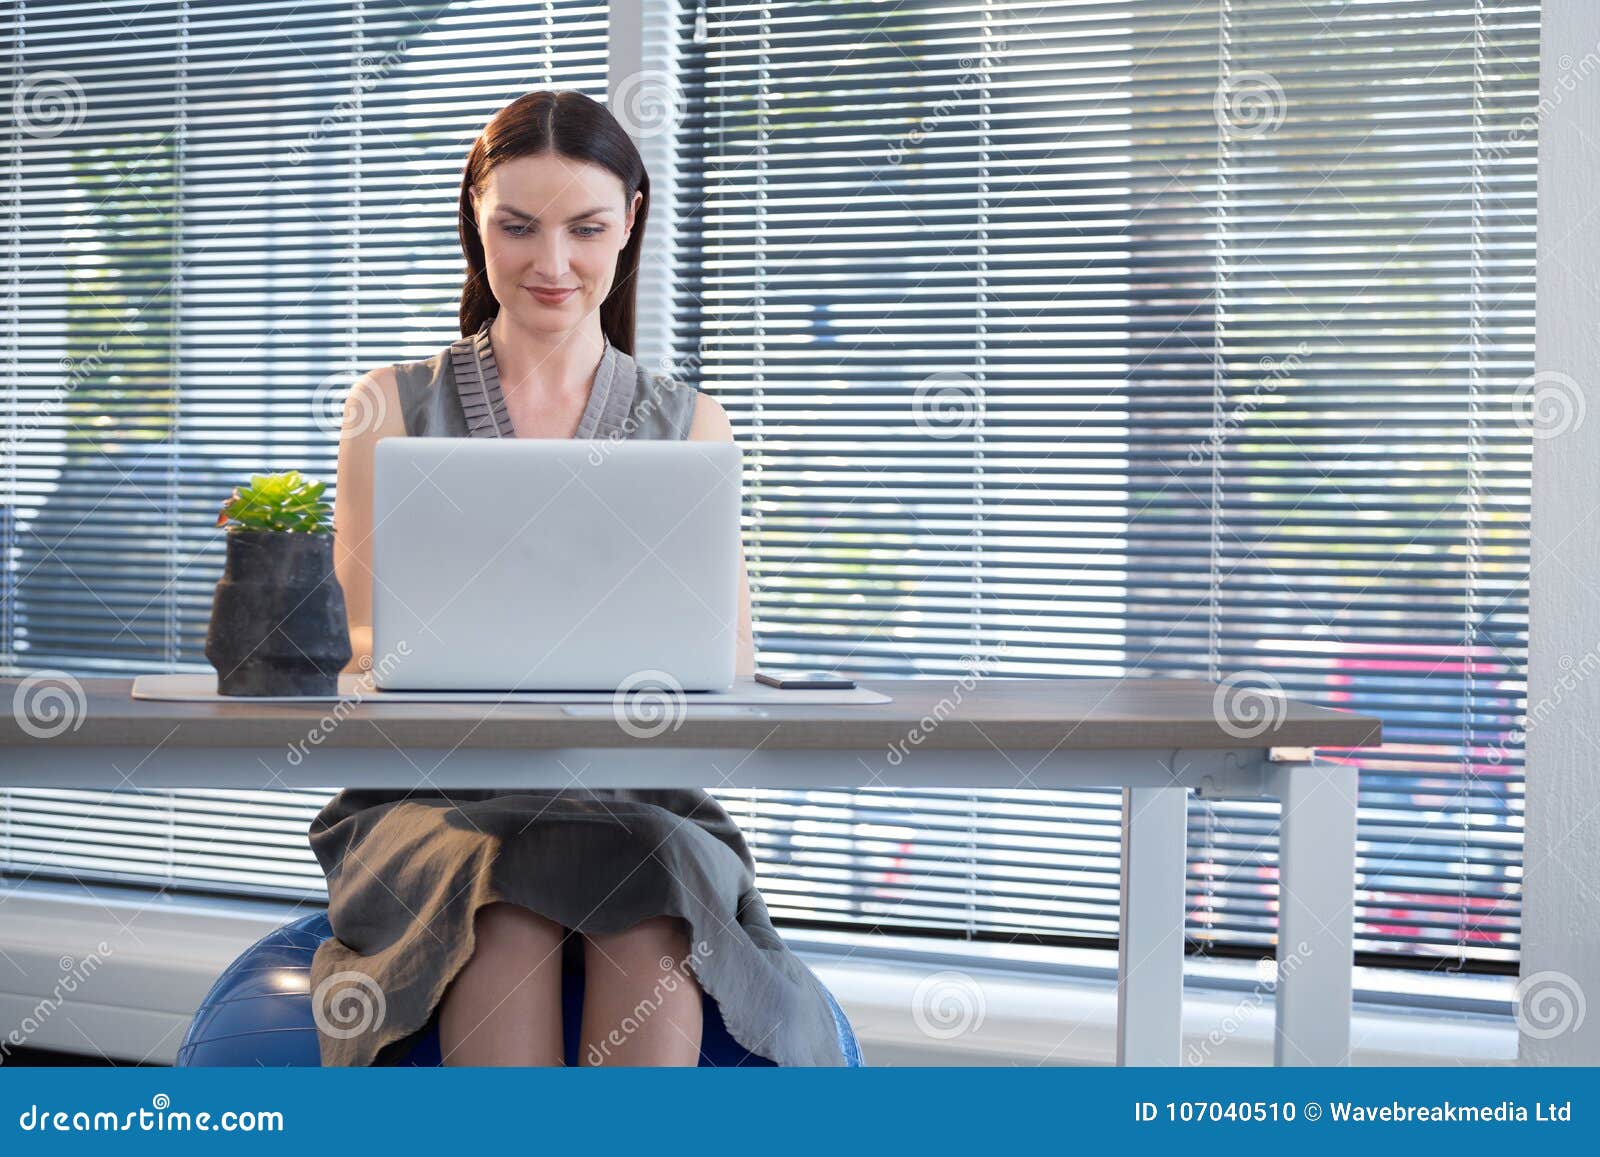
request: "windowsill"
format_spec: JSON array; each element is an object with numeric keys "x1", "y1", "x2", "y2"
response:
[
  {"x1": 784, "y1": 926, "x2": 1517, "y2": 1019},
  {"x1": 0, "y1": 877, "x2": 1518, "y2": 1066}
]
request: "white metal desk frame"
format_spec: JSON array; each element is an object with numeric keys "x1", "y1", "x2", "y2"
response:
[{"x1": 0, "y1": 734, "x2": 1358, "y2": 1067}]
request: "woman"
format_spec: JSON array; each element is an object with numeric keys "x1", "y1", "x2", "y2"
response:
[{"x1": 305, "y1": 90, "x2": 847, "y2": 1068}]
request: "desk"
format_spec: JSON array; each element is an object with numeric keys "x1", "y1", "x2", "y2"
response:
[{"x1": 0, "y1": 674, "x2": 1379, "y2": 1066}]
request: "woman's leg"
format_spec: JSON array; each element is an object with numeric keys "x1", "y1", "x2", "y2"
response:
[
  {"x1": 438, "y1": 901, "x2": 568, "y2": 1065},
  {"x1": 578, "y1": 915, "x2": 704, "y2": 1066}
]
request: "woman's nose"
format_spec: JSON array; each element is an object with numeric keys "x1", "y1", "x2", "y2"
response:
[{"x1": 527, "y1": 232, "x2": 570, "y2": 279}]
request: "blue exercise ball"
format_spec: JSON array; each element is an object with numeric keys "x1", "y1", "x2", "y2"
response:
[{"x1": 176, "y1": 912, "x2": 862, "y2": 1067}]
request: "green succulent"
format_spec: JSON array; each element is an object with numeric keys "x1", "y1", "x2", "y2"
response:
[{"x1": 215, "y1": 470, "x2": 333, "y2": 533}]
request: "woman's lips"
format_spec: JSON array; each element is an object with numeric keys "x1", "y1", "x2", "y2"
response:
[{"x1": 525, "y1": 286, "x2": 576, "y2": 305}]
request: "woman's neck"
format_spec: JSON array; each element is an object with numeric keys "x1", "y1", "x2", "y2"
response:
[{"x1": 486, "y1": 312, "x2": 607, "y2": 402}]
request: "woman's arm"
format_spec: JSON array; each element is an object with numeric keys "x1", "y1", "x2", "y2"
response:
[
  {"x1": 332, "y1": 367, "x2": 406, "y2": 675},
  {"x1": 686, "y1": 392, "x2": 757, "y2": 679}
]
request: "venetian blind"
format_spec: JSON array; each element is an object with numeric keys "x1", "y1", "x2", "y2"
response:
[
  {"x1": 0, "y1": 0, "x2": 612, "y2": 906},
  {"x1": 1, "y1": 0, "x2": 1538, "y2": 974},
  {"x1": 675, "y1": 0, "x2": 1537, "y2": 970}
]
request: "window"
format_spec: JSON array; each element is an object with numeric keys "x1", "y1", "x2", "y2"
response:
[
  {"x1": 0, "y1": 0, "x2": 610, "y2": 898},
  {"x1": 675, "y1": 0, "x2": 1536, "y2": 970},
  {"x1": 2, "y1": 0, "x2": 1539, "y2": 974}
]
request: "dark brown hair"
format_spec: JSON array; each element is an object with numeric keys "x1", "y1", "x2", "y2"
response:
[{"x1": 457, "y1": 90, "x2": 649, "y2": 354}]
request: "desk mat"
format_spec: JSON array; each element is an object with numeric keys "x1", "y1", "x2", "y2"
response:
[{"x1": 130, "y1": 672, "x2": 891, "y2": 706}]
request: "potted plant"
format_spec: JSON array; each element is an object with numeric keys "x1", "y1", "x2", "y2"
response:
[{"x1": 205, "y1": 470, "x2": 352, "y2": 696}]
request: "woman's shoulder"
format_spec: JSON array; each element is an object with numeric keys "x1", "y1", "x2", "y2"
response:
[
  {"x1": 353, "y1": 347, "x2": 450, "y2": 401},
  {"x1": 390, "y1": 345, "x2": 454, "y2": 393},
  {"x1": 628, "y1": 358, "x2": 707, "y2": 440},
  {"x1": 640, "y1": 363, "x2": 730, "y2": 441},
  {"x1": 352, "y1": 346, "x2": 456, "y2": 439}
]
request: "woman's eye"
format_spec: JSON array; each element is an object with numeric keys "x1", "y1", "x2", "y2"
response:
[{"x1": 499, "y1": 224, "x2": 602, "y2": 239}]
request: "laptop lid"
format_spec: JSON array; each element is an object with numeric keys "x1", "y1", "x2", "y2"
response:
[{"x1": 369, "y1": 437, "x2": 741, "y2": 692}]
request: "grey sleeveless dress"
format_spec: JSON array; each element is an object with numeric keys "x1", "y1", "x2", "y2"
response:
[{"x1": 304, "y1": 321, "x2": 848, "y2": 1067}]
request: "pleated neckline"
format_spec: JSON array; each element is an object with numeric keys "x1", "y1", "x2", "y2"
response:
[{"x1": 450, "y1": 317, "x2": 621, "y2": 439}]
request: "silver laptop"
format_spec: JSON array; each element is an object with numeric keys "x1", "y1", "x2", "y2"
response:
[{"x1": 369, "y1": 437, "x2": 741, "y2": 692}]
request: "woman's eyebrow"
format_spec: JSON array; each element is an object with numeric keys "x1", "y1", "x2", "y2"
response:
[{"x1": 496, "y1": 205, "x2": 612, "y2": 223}]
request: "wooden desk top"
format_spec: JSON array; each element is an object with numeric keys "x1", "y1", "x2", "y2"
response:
[{"x1": 0, "y1": 675, "x2": 1381, "y2": 752}]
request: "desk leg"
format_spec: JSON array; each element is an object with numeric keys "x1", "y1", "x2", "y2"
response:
[
  {"x1": 1267, "y1": 757, "x2": 1358, "y2": 1065},
  {"x1": 1115, "y1": 785, "x2": 1189, "y2": 1066}
]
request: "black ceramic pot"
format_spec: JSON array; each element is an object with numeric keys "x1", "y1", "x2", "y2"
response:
[{"x1": 205, "y1": 530, "x2": 352, "y2": 696}]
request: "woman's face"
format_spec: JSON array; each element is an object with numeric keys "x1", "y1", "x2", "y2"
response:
[{"x1": 469, "y1": 151, "x2": 642, "y2": 340}]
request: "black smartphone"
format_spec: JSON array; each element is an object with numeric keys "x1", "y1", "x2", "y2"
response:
[{"x1": 754, "y1": 670, "x2": 857, "y2": 690}]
